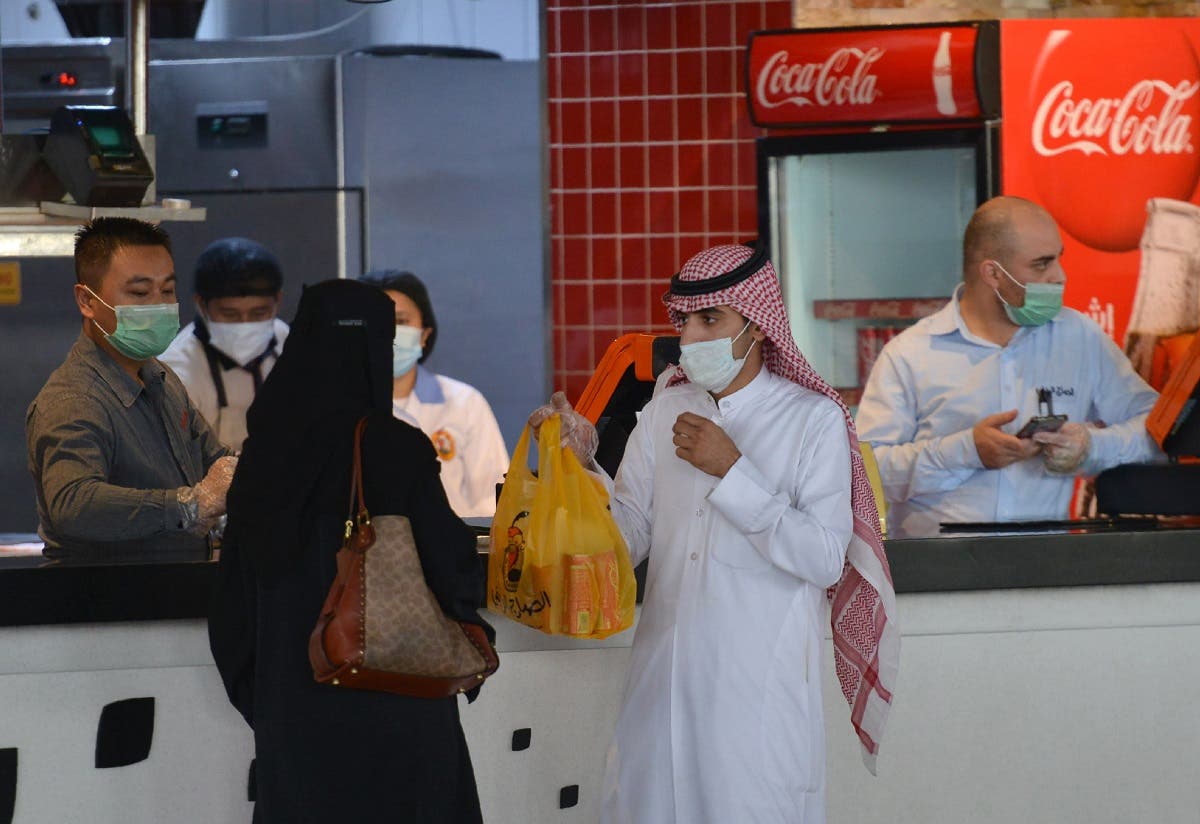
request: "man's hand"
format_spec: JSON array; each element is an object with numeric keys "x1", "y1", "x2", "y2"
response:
[
  {"x1": 973, "y1": 410, "x2": 1040, "y2": 469},
  {"x1": 1033, "y1": 422, "x2": 1091, "y2": 474},
  {"x1": 673, "y1": 412, "x2": 741, "y2": 477},
  {"x1": 527, "y1": 391, "x2": 599, "y2": 466},
  {"x1": 196, "y1": 455, "x2": 238, "y2": 520}
]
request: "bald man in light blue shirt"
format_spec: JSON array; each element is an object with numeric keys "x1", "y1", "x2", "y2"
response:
[{"x1": 856, "y1": 197, "x2": 1161, "y2": 538}]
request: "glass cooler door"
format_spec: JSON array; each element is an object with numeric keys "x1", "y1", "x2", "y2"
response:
[{"x1": 759, "y1": 129, "x2": 993, "y2": 405}]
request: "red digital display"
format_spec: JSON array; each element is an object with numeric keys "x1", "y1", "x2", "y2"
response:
[{"x1": 46, "y1": 72, "x2": 78, "y2": 88}]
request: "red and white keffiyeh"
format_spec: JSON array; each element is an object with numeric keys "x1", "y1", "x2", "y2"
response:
[{"x1": 664, "y1": 243, "x2": 899, "y2": 772}]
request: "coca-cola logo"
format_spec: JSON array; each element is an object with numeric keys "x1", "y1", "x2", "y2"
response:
[
  {"x1": 1032, "y1": 79, "x2": 1198, "y2": 158},
  {"x1": 754, "y1": 48, "x2": 883, "y2": 110},
  {"x1": 1026, "y1": 30, "x2": 1200, "y2": 252}
]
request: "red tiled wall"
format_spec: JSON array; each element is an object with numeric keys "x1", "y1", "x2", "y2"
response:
[{"x1": 547, "y1": 0, "x2": 794, "y2": 400}]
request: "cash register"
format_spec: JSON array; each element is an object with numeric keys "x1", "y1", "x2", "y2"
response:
[
  {"x1": 43, "y1": 105, "x2": 154, "y2": 207},
  {"x1": 1096, "y1": 331, "x2": 1200, "y2": 516}
]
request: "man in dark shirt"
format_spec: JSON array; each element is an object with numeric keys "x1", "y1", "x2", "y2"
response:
[{"x1": 26, "y1": 218, "x2": 236, "y2": 561}]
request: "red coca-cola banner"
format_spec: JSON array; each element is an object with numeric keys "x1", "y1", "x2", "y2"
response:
[
  {"x1": 1001, "y1": 18, "x2": 1200, "y2": 345},
  {"x1": 746, "y1": 23, "x2": 997, "y2": 128}
]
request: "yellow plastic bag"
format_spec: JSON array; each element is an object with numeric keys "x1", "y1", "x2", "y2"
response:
[{"x1": 488, "y1": 415, "x2": 635, "y2": 638}]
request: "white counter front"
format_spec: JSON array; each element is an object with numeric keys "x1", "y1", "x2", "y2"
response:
[{"x1": 1, "y1": 580, "x2": 1198, "y2": 822}]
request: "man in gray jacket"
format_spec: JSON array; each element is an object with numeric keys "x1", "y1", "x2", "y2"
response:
[{"x1": 26, "y1": 218, "x2": 235, "y2": 561}]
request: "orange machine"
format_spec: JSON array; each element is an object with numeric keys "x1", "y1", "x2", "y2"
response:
[
  {"x1": 1146, "y1": 333, "x2": 1198, "y2": 393},
  {"x1": 576, "y1": 334, "x2": 662, "y2": 423},
  {"x1": 1147, "y1": 330, "x2": 1200, "y2": 456},
  {"x1": 574, "y1": 333, "x2": 680, "y2": 477}
]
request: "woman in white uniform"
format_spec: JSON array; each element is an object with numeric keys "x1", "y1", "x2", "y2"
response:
[{"x1": 360, "y1": 269, "x2": 508, "y2": 518}]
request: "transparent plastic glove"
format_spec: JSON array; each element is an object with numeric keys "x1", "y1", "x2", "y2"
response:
[
  {"x1": 527, "y1": 391, "x2": 599, "y2": 467},
  {"x1": 1033, "y1": 423, "x2": 1091, "y2": 474},
  {"x1": 177, "y1": 455, "x2": 238, "y2": 534}
]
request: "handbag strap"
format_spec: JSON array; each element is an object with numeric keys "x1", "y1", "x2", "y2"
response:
[{"x1": 344, "y1": 416, "x2": 374, "y2": 552}]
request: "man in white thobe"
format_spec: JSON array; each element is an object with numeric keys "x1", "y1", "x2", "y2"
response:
[{"x1": 533, "y1": 244, "x2": 899, "y2": 823}]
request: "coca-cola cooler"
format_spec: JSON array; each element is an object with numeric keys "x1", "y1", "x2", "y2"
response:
[{"x1": 750, "y1": 19, "x2": 1200, "y2": 404}]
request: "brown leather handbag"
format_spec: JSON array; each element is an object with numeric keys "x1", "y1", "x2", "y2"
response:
[{"x1": 308, "y1": 417, "x2": 499, "y2": 698}]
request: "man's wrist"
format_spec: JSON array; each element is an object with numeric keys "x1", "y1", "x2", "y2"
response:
[
  {"x1": 175, "y1": 486, "x2": 199, "y2": 531},
  {"x1": 718, "y1": 451, "x2": 742, "y2": 478},
  {"x1": 952, "y1": 427, "x2": 987, "y2": 470}
]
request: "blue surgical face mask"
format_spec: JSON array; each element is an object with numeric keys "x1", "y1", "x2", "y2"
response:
[
  {"x1": 85, "y1": 286, "x2": 180, "y2": 360},
  {"x1": 392, "y1": 325, "x2": 423, "y2": 377},
  {"x1": 992, "y1": 260, "x2": 1064, "y2": 327},
  {"x1": 678, "y1": 320, "x2": 756, "y2": 393}
]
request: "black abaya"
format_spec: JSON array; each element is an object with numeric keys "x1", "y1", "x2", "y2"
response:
[{"x1": 208, "y1": 280, "x2": 491, "y2": 823}]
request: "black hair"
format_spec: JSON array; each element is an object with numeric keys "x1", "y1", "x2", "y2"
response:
[
  {"x1": 194, "y1": 237, "x2": 283, "y2": 299},
  {"x1": 358, "y1": 269, "x2": 438, "y2": 363},
  {"x1": 74, "y1": 217, "x2": 172, "y2": 289}
]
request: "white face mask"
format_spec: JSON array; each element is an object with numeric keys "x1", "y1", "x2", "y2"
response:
[
  {"x1": 393, "y1": 325, "x2": 424, "y2": 377},
  {"x1": 678, "y1": 321, "x2": 756, "y2": 394},
  {"x1": 205, "y1": 316, "x2": 276, "y2": 366}
]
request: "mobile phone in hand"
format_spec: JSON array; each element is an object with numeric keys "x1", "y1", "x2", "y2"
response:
[
  {"x1": 1018, "y1": 387, "x2": 1069, "y2": 439},
  {"x1": 1016, "y1": 414, "x2": 1067, "y2": 439}
]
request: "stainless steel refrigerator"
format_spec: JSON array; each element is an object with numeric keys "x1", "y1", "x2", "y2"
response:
[{"x1": 0, "y1": 43, "x2": 545, "y2": 531}]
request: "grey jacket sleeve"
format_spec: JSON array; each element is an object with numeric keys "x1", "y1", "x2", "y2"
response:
[{"x1": 27, "y1": 395, "x2": 187, "y2": 542}]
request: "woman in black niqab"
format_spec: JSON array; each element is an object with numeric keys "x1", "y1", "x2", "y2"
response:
[{"x1": 209, "y1": 279, "x2": 490, "y2": 824}]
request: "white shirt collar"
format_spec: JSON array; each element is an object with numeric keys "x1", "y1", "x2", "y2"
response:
[{"x1": 715, "y1": 363, "x2": 773, "y2": 415}]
